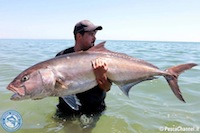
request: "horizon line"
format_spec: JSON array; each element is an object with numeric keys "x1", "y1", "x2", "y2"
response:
[{"x1": 0, "y1": 38, "x2": 199, "y2": 43}]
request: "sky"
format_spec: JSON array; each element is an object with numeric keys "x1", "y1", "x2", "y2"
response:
[{"x1": 0, "y1": 0, "x2": 200, "y2": 42}]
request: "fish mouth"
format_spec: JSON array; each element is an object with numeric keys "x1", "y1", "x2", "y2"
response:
[
  {"x1": 10, "y1": 93, "x2": 30, "y2": 101},
  {"x1": 7, "y1": 84, "x2": 26, "y2": 101},
  {"x1": 10, "y1": 93, "x2": 23, "y2": 101}
]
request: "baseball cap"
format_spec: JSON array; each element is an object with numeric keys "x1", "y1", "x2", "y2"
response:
[{"x1": 73, "y1": 20, "x2": 103, "y2": 35}]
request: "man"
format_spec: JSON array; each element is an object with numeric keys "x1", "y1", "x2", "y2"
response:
[{"x1": 56, "y1": 20, "x2": 112, "y2": 118}]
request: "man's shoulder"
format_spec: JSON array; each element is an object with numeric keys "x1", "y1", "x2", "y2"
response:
[{"x1": 56, "y1": 47, "x2": 74, "y2": 57}]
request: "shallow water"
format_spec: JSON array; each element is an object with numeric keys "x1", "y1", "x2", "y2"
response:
[{"x1": 0, "y1": 39, "x2": 200, "y2": 133}]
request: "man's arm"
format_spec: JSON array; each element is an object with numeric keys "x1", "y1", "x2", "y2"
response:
[{"x1": 91, "y1": 58, "x2": 112, "y2": 92}]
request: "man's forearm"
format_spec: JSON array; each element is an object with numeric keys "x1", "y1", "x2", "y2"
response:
[{"x1": 97, "y1": 74, "x2": 112, "y2": 92}]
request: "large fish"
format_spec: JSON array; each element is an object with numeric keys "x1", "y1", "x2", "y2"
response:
[{"x1": 7, "y1": 42, "x2": 197, "y2": 103}]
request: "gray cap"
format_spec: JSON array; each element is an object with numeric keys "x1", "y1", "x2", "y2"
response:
[{"x1": 73, "y1": 20, "x2": 103, "y2": 35}]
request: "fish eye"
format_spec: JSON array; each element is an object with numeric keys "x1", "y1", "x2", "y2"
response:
[{"x1": 21, "y1": 75, "x2": 29, "y2": 82}]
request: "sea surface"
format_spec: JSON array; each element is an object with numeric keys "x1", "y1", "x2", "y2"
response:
[{"x1": 0, "y1": 39, "x2": 199, "y2": 133}]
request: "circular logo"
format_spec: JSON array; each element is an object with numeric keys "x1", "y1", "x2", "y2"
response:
[{"x1": 1, "y1": 110, "x2": 23, "y2": 132}]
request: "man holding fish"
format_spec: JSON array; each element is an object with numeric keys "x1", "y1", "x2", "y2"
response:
[
  {"x1": 55, "y1": 20, "x2": 112, "y2": 117},
  {"x1": 7, "y1": 20, "x2": 197, "y2": 123}
]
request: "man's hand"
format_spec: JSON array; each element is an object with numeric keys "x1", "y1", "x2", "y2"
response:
[{"x1": 91, "y1": 58, "x2": 111, "y2": 92}]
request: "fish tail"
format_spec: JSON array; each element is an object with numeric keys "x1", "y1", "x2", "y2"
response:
[{"x1": 164, "y1": 63, "x2": 197, "y2": 102}]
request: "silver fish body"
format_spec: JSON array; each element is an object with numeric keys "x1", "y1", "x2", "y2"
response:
[{"x1": 7, "y1": 42, "x2": 197, "y2": 102}]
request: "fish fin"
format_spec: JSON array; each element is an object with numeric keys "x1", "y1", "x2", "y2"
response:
[
  {"x1": 164, "y1": 63, "x2": 197, "y2": 103},
  {"x1": 119, "y1": 83, "x2": 134, "y2": 97},
  {"x1": 88, "y1": 41, "x2": 106, "y2": 52},
  {"x1": 61, "y1": 95, "x2": 81, "y2": 110},
  {"x1": 88, "y1": 41, "x2": 115, "y2": 53},
  {"x1": 89, "y1": 42, "x2": 149, "y2": 67},
  {"x1": 55, "y1": 79, "x2": 67, "y2": 89},
  {"x1": 119, "y1": 81, "x2": 142, "y2": 97},
  {"x1": 119, "y1": 77, "x2": 157, "y2": 97}
]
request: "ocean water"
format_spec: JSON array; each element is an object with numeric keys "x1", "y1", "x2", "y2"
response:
[{"x1": 0, "y1": 39, "x2": 199, "y2": 133}]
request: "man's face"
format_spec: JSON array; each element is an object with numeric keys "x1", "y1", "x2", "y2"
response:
[{"x1": 80, "y1": 31, "x2": 97, "y2": 51}]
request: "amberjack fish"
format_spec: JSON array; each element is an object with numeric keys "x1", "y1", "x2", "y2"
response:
[{"x1": 7, "y1": 42, "x2": 197, "y2": 102}]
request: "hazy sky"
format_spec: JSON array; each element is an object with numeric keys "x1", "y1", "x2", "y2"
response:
[{"x1": 0, "y1": 0, "x2": 200, "y2": 42}]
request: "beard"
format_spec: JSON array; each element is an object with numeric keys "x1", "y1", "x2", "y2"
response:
[{"x1": 83, "y1": 41, "x2": 95, "y2": 51}]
